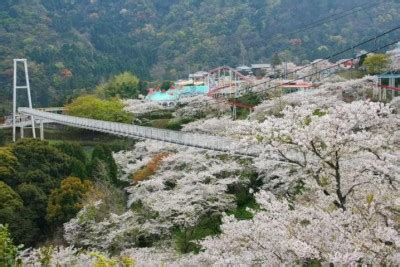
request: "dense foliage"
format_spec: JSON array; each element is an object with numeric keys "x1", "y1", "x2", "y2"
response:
[
  {"x1": 7, "y1": 78, "x2": 400, "y2": 265},
  {"x1": 96, "y1": 72, "x2": 143, "y2": 99},
  {"x1": 0, "y1": 139, "x2": 120, "y2": 247},
  {"x1": 1, "y1": 0, "x2": 399, "y2": 109},
  {"x1": 90, "y1": 145, "x2": 121, "y2": 186},
  {"x1": 363, "y1": 53, "x2": 390, "y2": 74},
  {"x1": 47, "y1": 177, "x2": 93, "y2": 225},
  {"x1": 65, "y1": 95, "x2": 134, "y2": 123}
]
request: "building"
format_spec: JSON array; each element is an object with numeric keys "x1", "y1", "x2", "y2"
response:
[
  {"x1": 337, "y1": 59, "x2": 355, "y2": 69},
  {"x1": 189, "y1": 71, "x2": 209, "y2": 85},
  {"x1": 175, "y1": 79, "x2": 194, "y2": 88},
  {"x1": 236, "y1": 65, "x2": 253, "y2": 76},
  {"x1": 146, "y1": 85, "x2": 210, "y2": 105},
  {"x1": 251, "y1": 64, "x2": 273, "y2": 77},
  {"x1": 376, "y1": 73, "x2": 400, "y2": 100}
]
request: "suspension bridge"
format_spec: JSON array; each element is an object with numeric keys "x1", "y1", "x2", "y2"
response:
[
  {"x1": 3, "y1": 24, "x2": 400, "y2": 156},
  {"x1": 18, "y1": 107, "x2": 261, "y2": 156},
  {"x1": 3, "y1": 59, "x2": 262, "y2": 157},
  {"x1": 2, "y1": 61, "x2": 314, "y2": 153}
]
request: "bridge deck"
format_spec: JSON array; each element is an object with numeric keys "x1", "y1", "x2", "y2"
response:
[
  {"x1": 19, "y1": 108, "x2": 259, "y2": 157},
  {"x1": 0, "y1": 119, "x2": 53, "y2": 129}
]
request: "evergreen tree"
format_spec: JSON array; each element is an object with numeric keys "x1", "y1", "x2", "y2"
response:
[
  {"x1": 90, "y1": 145, "x2": 120, "y2": 186},
  {"x1": 46, "y1": 177, "x2": 93, "y2": 225}
]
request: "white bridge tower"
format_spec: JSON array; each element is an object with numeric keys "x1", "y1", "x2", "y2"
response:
[{"x1": 13, "y1": 59, "x2": 36, "y2": 142}]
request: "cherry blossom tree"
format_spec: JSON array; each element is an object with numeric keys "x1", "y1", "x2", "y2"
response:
[
  {"x1": 186, "y1": 190, "x2": 400, "y2": 265},
  {"x1": 196, "y1": 100, "x2": 400, "y2": 265},
  {"x1": 243, "y1": 101, "x2": 399, "y2": 209},
  {"x1": 63, "y1": 141, "x2": 251, "y2": 253},
  {"x1": 17, "y1": 88, "x2": 400, "y2": 265},
  {"x1": 125, "y1": 149, "x2": 244, "y2": 227},
  {"x1": 123, "y1": 99, "x2": 165, "y2": 114}
]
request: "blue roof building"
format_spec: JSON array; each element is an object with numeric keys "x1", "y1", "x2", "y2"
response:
[{"x1": 146, "y1": 85, "x2": 209, "y2": 102}]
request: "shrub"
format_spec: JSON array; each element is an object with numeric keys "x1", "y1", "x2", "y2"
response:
[
  {"x1": 90, "y1": 251, "x2": 135, "y2": 267},
  {"x1": 174, "y1": 215, "x2": 222, "y2": 254},
  {"x1": 133, "y1": 152, "x2": 170, "y2": 183},
  {"x1": 46, "y1": 177, "x2": 93, "y2": 225},
  {"x1": 0, "y1": 224, "x2": 20, "y2": 267},
  {"x1": 166, "y1": 117, "x2": 195, "y2": 130},
  {"x1": 90, "y1": 145, "x2": 121, "y2": 186},
  {"x1": 132, "y1": 167, "x2": 154, "y2": 183}
]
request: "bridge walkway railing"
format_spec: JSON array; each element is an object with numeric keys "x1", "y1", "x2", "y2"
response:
[{"x1": 19, "y1": 108, "x2": 259, "y2": 157}]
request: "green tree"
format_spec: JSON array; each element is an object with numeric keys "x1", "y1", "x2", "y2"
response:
[
  {"x1": 46, "y1": 177, "x2": 93, "y2": 225},
  {"x1": 160, "y1": 81, "x2": 173, "y2": 91},
  {"x1": 0, "y1": 130, "x2": 5, "y2": 146},
  {"x1": 53, "y1": 142, "x2": 88, "y2": 178},
  {"x1": 69, "y1": 159, "x2": 88, "y2": 179},
  {"x1": 66, "y1": 95, "x2": 133, "y2": 123},
  {"x1": 363, "y1": 54, "x2": 390, "y2": 74},
  {"x1": 96, "y1": 72, "x2": 141, "y2": 99},
  {"x1": 271, "y1": 53, "x2": 281, "y2": 68},
  {"x1": 4, "y1": 140, "x2": 96, "y2": 245},
  {"x1": 0, "y1": 224, "x2": 20, "y2": 267},
  {"x1": 12, "y1": 139, "x2": 72, "y2": 192},
  {"x1": 16, "y1": 183, "x2": 47, "y2": 224},
  {"x1": 53, "y1": 142, "x2": 87, "y2": 163},
  {"x1": 0, "y1": 148, "x2": 18, "y2": 186},
  {"x1": 90, "y1": 145, "x2": 120, "y2": 186},
  {"x1": 0, "y1": 182, "x2": 36, "y2": 246},
  {"x1": 13, "y1": 184, "x2": 44, "y2": 246},
  {"x1": 138, "y1": 80, "x2": 148, "y2": 96},
  {"x1": 0, "y1": 181, "x2": 23, "y2": 222}
]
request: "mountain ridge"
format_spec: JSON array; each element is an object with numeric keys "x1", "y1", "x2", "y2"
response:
[{"x1": 0, "y1": 0, "x2": 399, "y2": 108}]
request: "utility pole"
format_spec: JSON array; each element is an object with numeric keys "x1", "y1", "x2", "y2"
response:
[
  {"x1": 284, "y1": 62, "x2": 288, "y2": 79},
  {"x1": 13, "y1": 59, "x2": 36, "y2": 142}
]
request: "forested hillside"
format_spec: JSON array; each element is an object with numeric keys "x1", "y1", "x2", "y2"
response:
[{"x1": 0, "y1": 0, "x2": 399, "y2": 108}]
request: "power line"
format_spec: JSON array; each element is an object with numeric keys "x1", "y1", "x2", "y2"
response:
[
  {"x1": 265, "y1": 0, "x2": 385, "y2": 44},
  {"x1": 242, "y1": 1, "x2": 393, "y2": 90},
  {"x1": 247, "y1": 24, "x2": 400, "y2": 90},
  {"x1": 245, "y1": 39, "x2": 399, "y2": 96}
]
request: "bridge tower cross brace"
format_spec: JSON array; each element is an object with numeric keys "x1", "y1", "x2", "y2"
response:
[{"x1": 13, "y1": 59, "x2": 36, "y2": 142}]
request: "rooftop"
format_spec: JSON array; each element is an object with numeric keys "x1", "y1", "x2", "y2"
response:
[
  {"x1": 189, "y1": 71, "x2": 209, "y2": 78},
  {"x1": 236, "y1": 65, "x2": 252, "y2": 71},
  {"x1": 251, "y1": 64, "x2": 272, "y2": 69}
]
